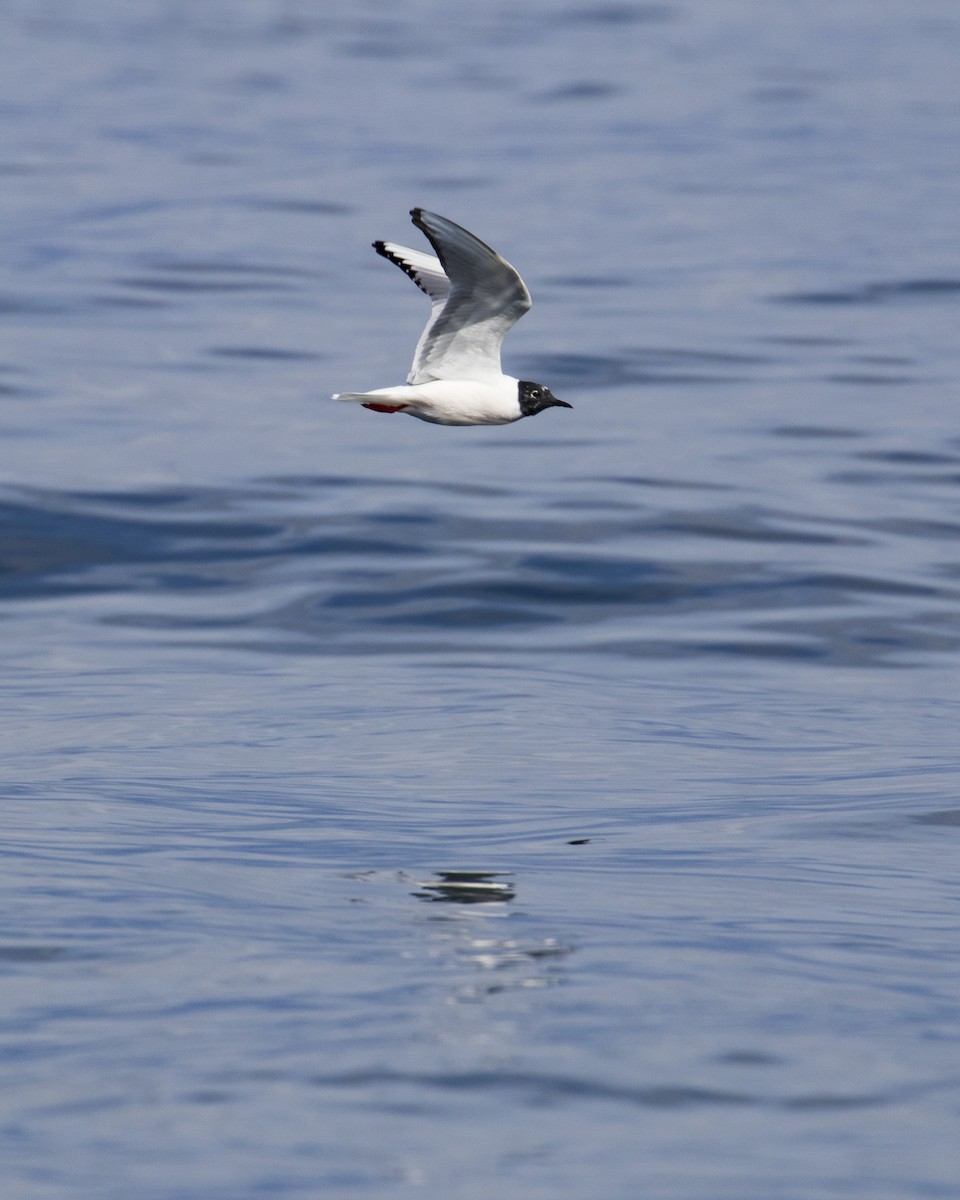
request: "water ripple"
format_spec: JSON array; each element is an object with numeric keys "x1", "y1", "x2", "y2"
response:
[
  {"x1": 775, "y1": 277, "x2": 960, "y2": 306},
  {"x1": 306, "y1": 1067, "x2": 894, "y2": 1113},
  {"x1": 310, "y1": 1067, "x2": 753, "y2": 1109},
  {"x1": 2, "y1": 471, "x2": 958, "y2": 666}
]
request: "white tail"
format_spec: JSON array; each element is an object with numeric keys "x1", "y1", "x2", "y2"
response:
[{"x1": 332, "y1": 392, "x2": 375, "y2": 404}]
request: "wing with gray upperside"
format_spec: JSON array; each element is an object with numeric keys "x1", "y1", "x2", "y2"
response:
[{"x1": 401, "y1": 208, "x2": 531, "y2": 385}]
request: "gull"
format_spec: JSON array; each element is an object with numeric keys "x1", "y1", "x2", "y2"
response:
[{"x1": 333, "y1": 208, "x2": 571, "y2": 426}]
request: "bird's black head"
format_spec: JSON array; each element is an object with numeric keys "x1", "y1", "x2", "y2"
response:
[{"x1": 517, "y1": 380, "x2": 572, "y2": 418}]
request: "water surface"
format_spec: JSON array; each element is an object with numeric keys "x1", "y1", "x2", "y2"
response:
[{"x1": 2, "y1": 2, "x2": 960, "y2": 1198}]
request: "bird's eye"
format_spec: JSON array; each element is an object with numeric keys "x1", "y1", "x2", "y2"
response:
[{"x1": 530, "y1": 389, "x2": 540, "y2": 398}]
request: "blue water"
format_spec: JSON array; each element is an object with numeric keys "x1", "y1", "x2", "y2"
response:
[{"x1": 3, "y1": 3, "x2": 960, "y2": 1197}]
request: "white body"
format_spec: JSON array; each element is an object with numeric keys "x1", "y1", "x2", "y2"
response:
[{"x1": 336, "y1": 377, "x2": 523, "y2": 426}]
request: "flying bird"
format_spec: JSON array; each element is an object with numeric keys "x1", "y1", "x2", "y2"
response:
[{"x1": 333, "y1": 209, "x2": 570, "y2": 426}]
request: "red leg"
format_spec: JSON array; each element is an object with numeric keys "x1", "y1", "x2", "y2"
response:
[{"x1": 362, "y1": 402, "x2": 409, "y2": 414}]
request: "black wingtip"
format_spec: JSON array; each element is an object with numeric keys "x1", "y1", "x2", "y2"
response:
[
  {"x1": 373, "y1": 240, "x2": 430, "y2": 293},
  {"x1": 409, "y1": 208, "x2": 447, "y2": 267},
  {"x1": 373, "y1": 239, "x2": 402, "y2": 267}
]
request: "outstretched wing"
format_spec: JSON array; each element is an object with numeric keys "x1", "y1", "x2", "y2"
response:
[
  {"x1": 375, "y1": 209, "x2": 532, "y2": 385},
  {"x1": 374, "y1": 240, "x2": 451, "y2": 385}
]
